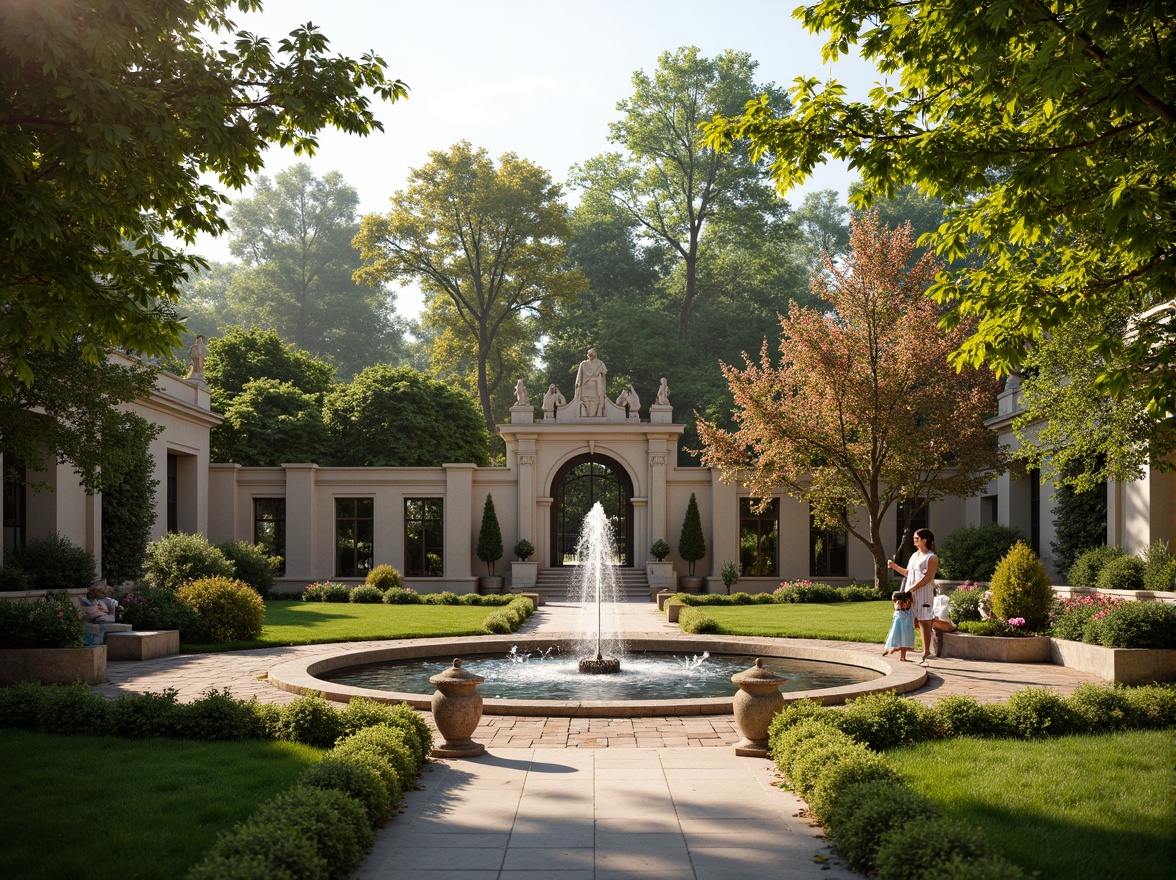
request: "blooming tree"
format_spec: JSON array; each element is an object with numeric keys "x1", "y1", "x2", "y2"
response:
[{"x1": 698, "y1": 214, "x2": 1004, "y2": 588}]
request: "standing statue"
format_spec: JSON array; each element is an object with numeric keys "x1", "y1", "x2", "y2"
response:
[
  {"x1": 575, "y1": 348, "x2": 608, "y2": 417},
  {"x1": 616, "y1": 384, "x2": 640, "y2": 418},
  {"x1": 188, "y1": 335, "x2": 207, "y2": 380},
  {"x1": 542, "y1": 384, "x2": 566, "y2": 419},
  {"x1": 514, "y1": 377, "x2": 529, "y2": 407},
  {"x1": 655, "y1": 377, "x2": 670, "y2": 406}
]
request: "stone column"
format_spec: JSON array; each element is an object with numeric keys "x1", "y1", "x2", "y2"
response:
[
  {"x1": 443, "y1": 464, "x2": 476, "y2": 582},
  {"x1": 648, "y1": 439, "x2": 669, "y2": 550},
  {"x1": 631, "y1": 497, "x2": 648, "y2": 567},
  {"x1": 536, "y1": 496, "x2": 554, "y2": 567},
  {"x1": 284, "y1": 463, "x2": 318, "y2": 583},
  {"x1": 515, "y1": 437, "x2": 537, "y2": 550}
]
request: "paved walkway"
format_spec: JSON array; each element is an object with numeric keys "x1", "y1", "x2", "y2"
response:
[{"x1": 93, "y1": 599, "x2": 1106, "y2": 879}]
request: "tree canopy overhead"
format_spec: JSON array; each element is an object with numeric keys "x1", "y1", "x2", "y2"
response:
[
  {"x1": 0, "y1": 0, "x2": 406, "y2": 392},
  {"x1": 706, "y1": 0, "x2": 1175, "y2": 466}
]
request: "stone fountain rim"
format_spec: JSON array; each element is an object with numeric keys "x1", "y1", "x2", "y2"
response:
[{"x1": 268, "y1": 633, "x2": 925, "y2": 718}]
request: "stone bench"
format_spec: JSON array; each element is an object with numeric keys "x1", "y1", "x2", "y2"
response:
[
  {"x1": 518, "y1": 592, "x2": 545, "y2": 607},
  {"x1": 105, "y1": 630, "x2": 180, "y2": 661}
]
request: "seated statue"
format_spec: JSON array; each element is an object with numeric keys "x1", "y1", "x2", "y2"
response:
[{"x1": 79, "y1": 587, "x2": 118, "y2": 623}]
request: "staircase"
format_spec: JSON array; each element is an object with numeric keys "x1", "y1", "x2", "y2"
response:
[{"x1": 533, "y1": 566, "x2": 651, "y2": 602}]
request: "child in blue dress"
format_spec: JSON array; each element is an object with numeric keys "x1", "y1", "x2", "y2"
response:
[{"x1": 882, "y1": 591, "x2": 915, "y2": 661}]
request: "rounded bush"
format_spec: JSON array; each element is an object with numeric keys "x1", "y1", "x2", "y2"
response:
[
  {"x1": 1142, "y1": 540, "x2": 1176, "y2": 592},
  {"x1": 771, "y1": 718, "x2": 853, "y2": 778},
  {"x1": 875, "y1": 816, "x2": 1005, "y2": 880},
  {"x1": 302, "y1": 581, "x2": 349, "y2": 602},
  {"x1": 365, "y1": 565, "x2": 403, "y2": 591},
  {"x1": 217, "y1": 540, "x2": 279, "y2": 597},
  {"x1": 1095, "y1": 555, "x2": 1146, "y2": 592},
  {"x1": 650, "y1": 538, "x2": 671, "y2": 561},
  {"x1": 276, "y1": 694, "x2": 344, "y2": 748},
  {"x1": 423, "y1": 591, "x2": 460, "y2": 605},
  {"x1": 119, "y1": 585, "x2": 204, "y2": 641},
  {"x1": 514, "y1": 539, "x2": 535, "y2": 561},
  {"x1": 34, "y1": 682, "x2": 110, "y2": 736},
  {"x1": 338, "y1": 722, "x2": 419, "y2": 778},
  {"x1": 106, "y1": 689, "x2": 183, "y2": 739},
  {"x1": 827, "y1": 779, "x2": 937, "y2": 872},
  {"x1": 348, "y1": 585, "x2": 385, "y2": 604},
  {"x1": 189, "y1": 823, "x2": 326, "y2": 880},
  {"x1": 838, "y1": 585, "x2": 879, "y2": 602},
  {"x1": 338, "y1": 699, "x2": 431, "y2": 764},
  {"x1": 1066, "y1": 684, "x2": 1134, "y2": 734},
  {"x1": 931, "y1": 695, "x2": 1005, "y2": 739},
  {"x1": 326, "y1": 745, "x2": 402, "y2": 806},
  {"x1": 177, "y1": 576, "x2": 265, "y2": 642},
  {"x1": 1003, "y1": 687, "x2": 1081, "y2": 739},
  {"x1": 302, "y1": 756, "x2": 391, "y2": 826},
  {"x1": 767, "y1": 699, "x2": 834, "y2": 744},
  {"x1": 4, "y1": 532, "x2": 97, "y2": 592},
  {"x1": 174, "y1": 688, "x2": 262, "y2": 741},
  {"x1": 387, "y1": 702, "x2": 434, "y2": 759},
  {"x1": 989, "y1": 542, "x2": 1051, "y2": 631},
  {"x1": 382, "y1": 586, "x2": 422, "y2": 604},
  {"x1": 1089, "y1": 600, "x2": 1176, "y2": 649},
  {"x1": 483, "y1": 610, "x2": 514, "y2": 633},
  {"x1": 679, "y1": 608, "x2": 719, "y2": 633},
  {"x1": 773, "y1": 581, "x2": 841, "y2": 603},
  {"x1": 1123, "y1": 684, "x2": 1176, "y2": 728},
  {"x1": 251, "y1": 785, "x2": 373, "y2": 880},
  {"x1": 1067, "y1": 545, "x2": 1124, "y2": 588},
  {"x1": 142, "y1": 532, "x2": 234, "y2": 592},
  {"x1": 838, "y1": 690, "x2": 937, "y2": 751},
  {"x1": 938, "y1": 523, "x2": 1024, "y2": 582},
  {"x1": 806, "y1": 746, "x2": 901, "y2": 824}
]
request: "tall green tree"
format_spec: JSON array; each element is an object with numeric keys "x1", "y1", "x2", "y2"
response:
[
  {"x1": 707, "y1": 0, "x2": 1175, "y2": 466},
  {"x1": 354, "y1": 142, "x2": 585, "y2": 432},
  {"x1": 570, "y1": 47, "x2": 789, "y2": 341},
  {"x1": 224, "y1": 164, "x2": 408, "y2": 378},
  {"x1": 0, "y1": 0, "x2": 405, "y2": 392},
  {"x1": 101, "y1": 443, "x2": 158, "y2": 583}
]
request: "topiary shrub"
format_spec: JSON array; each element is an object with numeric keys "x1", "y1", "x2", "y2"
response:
[
  {"x1": 837, "y1": 690, "x2": 937, "y2": 751},
  {"x1": 799, "y1": 740, "x2": 902, "y2": 824},
  {"x1": 1067, "y1": 545, "x2": 1124, "y2": 588},
  {"x1": 938, "y1": 523, "x2": 1025, "y2": 581},
  {"x1": 365, "y1": 565, "x2": 403, "y2": 591},
  {"x1": 101, "y1": 443, "x2": 157, "y2": 585},
  {"x1": 276, "y1": 694, "x2": 344, "y2": 748},
  {"x1": 875, "y1": 816, "x2": 1022, "y2": 880},
  {"x1": 1122, "y1": 684, "x2": 1176, "y2": 729},
  {"x1": 769, "y1": 717, "x2": 850, "y2": 777},
  {"x1": 1085, "y1": 600, "x2": 1176, "y2": 649},
  {"x1": 386, "y1": 702, "x2": 434, "y2": 760},
  {"x1": 947, "y1": 582, "x2": 985, "y2": 622},
  {"x1": 3, "y1": 532, "x2": 97, "y2": 591},
  {"x1": 930, "y1": 695, "x2": 1006, "y2": 739},
  {"x1": 302, "y1": 756, "x2": 391, "y2": 826},
  {"x1": 142, "y1": 532, "x2": 234, "y2": 592},
  {"x1": 337, "y1": 722, "x2": 420, "y2": 779},
  {"x1": 1095, "y1": 555, "x2": 1146, "y2": 592},
  {"x1": 188, "y1": 821, "x2": 329, "y2": 880},
  {"x1": 1067, "y1": 683, "x2": 1136, "y2": 734},
  {"x1": 1142, "y1": 541, "x2": 1176, "y2": 592},
  {"x1": 677, "y1": 492, "x2": 706, "y2": 576},
  {"x1": 423, "y1": 591, "x2": 460, "y2": 605},
  {"x1": 302, "y1": 581, "x2": 349, "y2": 602},
  {"x1": 989, "y1": 542, "x2": 1051, "y2": 630},
  {"x1": 382, "y1": 586, "x2": 421, "y2": 604},
  {"x1": 217, "y1": 540, "x2": 279, "y2": 598},
  {"x1": 119, "y1": 585, "x2": 204, "y2": 640},
  {"x1": 1003, "y1": 687, "x2": 1081, "y2": 738},
  {"x1": 826, "y1": 779, "x2": 937, "y2": 873},
  {"x1": 327, "y1": 743, "x2": 402, "y2": 807},
  {"x1": 772, "y1": 580, "x2": 841, "y2": 603},
  {"x1": 514, "y1": 539, "x2": 534, "y2": 562},
  {"x1": 249, "y1": 785, "x2": 373, "y2": 880},
  {"x1": 649, "y1": 538, "x2": 671, "y2": 561},
  {"x1": 177, "y1": 576, "x2": 265, "y2": 642},
  {"x1": 348, "y1": 585, "x2": 385, "y2": 604},
  {"x1": 476, "y1": 494, "x2": 503, "y2": 577},
  {"x1": 679, "y1": 608, "x2": 719, "y2": 633}
]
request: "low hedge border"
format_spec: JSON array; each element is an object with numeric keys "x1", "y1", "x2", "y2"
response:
[
  {"x1": 671, "y1": 585, "x2": 883, "y2": 607},
  {"x1": 483, "y1": 595, "x2": 535, "y2": 633},
  {"x1": 767, "y1": 683, "x2": 1176, "y2": 877}
]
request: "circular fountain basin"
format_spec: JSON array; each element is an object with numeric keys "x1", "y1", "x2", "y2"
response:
[{"x1": 268, "y1": 634, "x2": 926, "y2": 718}]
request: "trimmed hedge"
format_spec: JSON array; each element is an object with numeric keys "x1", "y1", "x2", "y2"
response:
[{"x1": 482, "y1": 595, "x2": 534, "y2": 634}]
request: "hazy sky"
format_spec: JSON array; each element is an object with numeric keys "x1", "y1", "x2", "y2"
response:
[{"x1": 199, "y1": 0, "x2": 880, "y2": 316}]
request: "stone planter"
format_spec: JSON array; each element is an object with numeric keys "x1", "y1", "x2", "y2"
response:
[
  {"x1": 429, "y1": 658, "x2": 485, "y2": 758},
  {"x1": 678, "y1": 576, "x2": 704, "y2": 594},
  {"x1": 510, "y1": 561, "x2": 538, "y2": 589},
  {"x1": 665, "y1": 601, "x2": 686, "y2": 623},
  {"x1": 646, "y1": 561, "x2": 676, "y2": 592},
  {"x1": 477, "y1": 576, "x2": 504, "y2": 595},
  {"x1": 940, "y1": 632, "x2": 1050, "y2": 663},
  {"x1": 1049, "y1": 639, "x2": 1175, "y2": 684},
  {"x1": 0, "y1": 646, "x2": 107, "y2": 685}
]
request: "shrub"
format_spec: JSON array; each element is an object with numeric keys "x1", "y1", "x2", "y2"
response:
[
  {"x1": 106, "y1": 689, "x2": 183, "y2": 739},
  {"x1": 1086, "y1": 600, "x2": 1176, "y2": 649},
  {"x1": 218, "y1": 540, "x2": 279, "y2": 597},
  {"x1": 326, "y1": 744, "x2": 402, "y2": 806},
  {"x1": 513, "y1": 539, "x2": 534, "y2": 561},
  {"x1": 422, "y1": 591, "x2": 460, "y2": 605},
  {"x1": 302, "y1": 756, "x2": 391, "y2": 826},
  {"x1": 100, "y1": 442, "x2": 157, "y2": 586},
  {"x1": 1067, "y1": 544, "x2": 1124, "y2": 588},
  {"x1": 773, "y1": 580, "x2": 841, "y2": 603},
  {"x1": 174, "y1": 688, "x2": 264, "y2": 741},
  {"x1": 677, "y1": 492, "x2": 706, "y2": 576},
  {"x1": 250, "y1": 785, "x2": 373, "y2": 880},
  {"x1": 177, "y1": 576, "x2": 265, "y2": 642},
  {"x1": 875, "y1": 817, "x2": 1019, "y2": 880},
  {"x1": 1095, "y1": 554, "x2": 1146, "y2": 592},
  {"x1": 0, "y1": 564, "x2": 32, "y2": 591},
  {"x1": 188, "y1": 822, "x2": 328, "y2": 880},
  {"x1": 1003, "y1": 688, "x2": 1081, "y2": 738},
  {"x1": 837, "y1": 690, "x2": 937, "y2": 751},
  {"x1": 382, "y1": 586, "x2": 421, "y2": 604},
  {"x1": 475, "y1": 494, "x2": 503, "y2": 576},
  {"x1": 827, "y1": 779, "x2": 937, "y2": 872},
  {"x1": 276, "y1": 694, "x2": 344, "y2": 748},
  {"x1": 769, "y1": 717, "x2": 848, "y2": 776},
  {"x1": 0, "y1": 591, "x2": 85, "y2": 648},
  {"x1": 1067, "y1": 684, "x2": 1136, "y2": 734},
  {"x1": 386, "y1": 702, "x2": 434, "y2": 760},
  {"x1": 837, "y1": 585, "x2": 879, "y2": 602},
  {"x1": 0, "y1": 680, "x2": 51, "y2": 729},
  {"x1": 946, "y1": 582, "x2": 985, "y2": 623},
  {"x1": 1122, "y1": 684, "x2": 1176, "y2": 728},
  {"x1": 302, "y1": 581, "x2": 349, "y2": 602},
  {"x1": 119, "y1": 585, "x2": 204, "y2": 641},
  {"x1": 938, "y1": 523, "x2": 1025, "y2": 581},
  {"x1": 3, "y1": 532, "x2": 97, "y2": 592},
  {"x1": 931, "y1": 695, "x2": 1006, "y2": 739},
  {"x1": 483, "y1": 610, "x2": 514, "y2": 633},
  {"x1": 766, "y1": 698, "x2": 834, "y2": 746},
  {"x1": 801, "y1": 741, "x2": 901, "y2": 823},
  {"x1": 365, "y1": 565, "x2": 403, "y2": 591},
  {"x1": 33, "y1": 682, "x2": 110, "y2": 736},
  {"x1": 142, "y1": 532, "x2": 234, "y2": 592},
  {"x1": 679, "y1": 608, "x2": 719, "y2": 633},
  {"x1": 989, "y1": 542, "x2": 1051, "y2": 630},
  {"x1": 1142, "y1": 540, "x2": 1176, "y2": 592},
  {"x1": 1048, "y1": 593, "x2": 1125, "y2": 642},
  {"x1": 338, "y1": 722, "x2": 420, "y2": 779},
  {"x1": 338, "y1": 699, "x2": 432, "y2": 764},
  {"x1": 649, "y1": 538, "x2": 671, "y2": 561},
  {"x1": 348, "y1": 585, "x2": 385, "y2": 604}
]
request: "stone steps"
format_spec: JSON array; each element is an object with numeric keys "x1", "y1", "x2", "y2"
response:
[{"x1": 533, "y1": 566, "x2": 649, "y2": 601}]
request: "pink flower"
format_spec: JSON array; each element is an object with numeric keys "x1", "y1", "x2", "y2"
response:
[{"x1": 1008, "y1": 617, "x2": 1026, "y2": 627}]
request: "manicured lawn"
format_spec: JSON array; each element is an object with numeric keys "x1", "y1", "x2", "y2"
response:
[
  {"x1": 183, "y1": 600, "x2": 498, "y2": 652},
  {"x1": 0, "y1": 730, "x2": 322, "y2": 880},
  {"x1": 682, "y1": 601, "x2": 895, "y2": 644},
  {"x1": 888, "y1": 730, "x2": 1174, "y2": 880}
]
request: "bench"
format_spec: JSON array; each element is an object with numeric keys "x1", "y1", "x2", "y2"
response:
[{"x1": 104, "y1": 630, "x2": 180, "y2": 661}]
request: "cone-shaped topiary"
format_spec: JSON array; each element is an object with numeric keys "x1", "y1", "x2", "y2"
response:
[
  {"x1": 990, "y1": 542, "x2": 1052, "y2": 630},
  {"x1": 476, "y1": 494, "x2": 503, "y2": 576},
  {"x1": 678, "y1": 493, "x2": 706, "y2": 577}
]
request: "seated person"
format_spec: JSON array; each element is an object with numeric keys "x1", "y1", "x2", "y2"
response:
[{"x1": 79, "y1": 586, "x2": 118, "y2": 623}]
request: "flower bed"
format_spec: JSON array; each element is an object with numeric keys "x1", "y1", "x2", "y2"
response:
[
  {"x1": 940, "y1": 632, "x2": 1051, "y2": 663},
  {"x1": 1048, "y1": 640, "x2": 1175, "y2": 685}
]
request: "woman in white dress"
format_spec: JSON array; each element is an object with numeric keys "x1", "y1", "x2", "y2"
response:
[{"x1": 886, "y1": 528, "x2": 938, "y2": 663}]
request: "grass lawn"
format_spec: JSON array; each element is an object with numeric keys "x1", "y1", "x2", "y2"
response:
[
  {"x1": 183, "y1": 600, "x2": 498, "y2": 652},
  {"x1": 682, "y1": 600, "x2": 895, "y2": 644},
  {"x1": 0, "y1": 730, "x2": 322, "y2": 880},
  {"x1": 888, "y1": 730, "x2": 1174, "y2": 880}
]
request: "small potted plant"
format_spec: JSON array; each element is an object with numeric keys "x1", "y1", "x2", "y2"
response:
[
  {"x1": 677, "y1": 493, "x2": 707, "y2": 593},
  {"x1": 719, "y1": 560, "x2": 740, "y2": 595},
  {"x1": 511, "y1": 538, "x2": 538, "y2": 589},
  {"x1": 476, "y1": 494, "x2": 504, "y2": 595},
  {"x1": 646, "y1": 538, "x2": 675, "y2": 594}
]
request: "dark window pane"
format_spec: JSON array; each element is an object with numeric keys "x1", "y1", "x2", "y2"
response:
[
  {"x1": 253, "y1": 498, "x2": 286, "y2": 575},
  {"x1": 405, "y1": 498, "x2": 443, "y2": 577},
  {"x1": 739, "y1": 498, "x2": 779, "y2": 578}
]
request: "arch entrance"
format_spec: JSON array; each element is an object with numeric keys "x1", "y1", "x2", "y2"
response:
[{"x1": 550, "y1": 454, "x2": 633, "y2": 567}]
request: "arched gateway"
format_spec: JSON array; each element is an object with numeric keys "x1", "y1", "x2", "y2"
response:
[{"x1": 551, "y1": 454, "x2": 633, "y2": 566}]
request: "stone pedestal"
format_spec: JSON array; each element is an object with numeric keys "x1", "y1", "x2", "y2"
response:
[
  {"x1": 511, "y1": 561, "x2": 538, "y2": 589},
  {"x1": 731, "y1": 658, "x2": 786, "y2": 757},
  {"x1": 429, "y1": 659, "x2": 486, "y2": 758}
]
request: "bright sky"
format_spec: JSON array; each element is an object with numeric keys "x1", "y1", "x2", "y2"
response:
[{"x1": 196, "y1": 0, "x2": 880, "y2": 318}]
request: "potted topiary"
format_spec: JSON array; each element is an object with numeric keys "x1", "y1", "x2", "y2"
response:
[
  {"x1": 476, "y1": 494, "x2": 504, "y2": 595},
  {"x1": 511, "y1": 538, "x2": 538, "y2": 589},
  {"x1": 677, "y1": 493, "x2": 707, "y2": 594},
  {"x1": 646, "y1": 538, "x2": 675, "y2": 596}
]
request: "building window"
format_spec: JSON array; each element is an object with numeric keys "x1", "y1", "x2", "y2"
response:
[
  {"x1": 895, "y1": 499, "x2": 929, "y2": 566},
  {"x1": 254, "y1": 498, "x2": 286, "y2": 575},
  {"x1": 980, "y1": 495, "x2": 997, "y2": 525},
  {"x1": 739, "y1": 498, "x2": 779, "y2": 577},
  {"x1": 2, "y1": 456, "x2": 26, "y2": 553},
  {"x1": 1029, "y1": 468, "x2": 1041, "y2": 557},
  {"x1": 405, "y1": 498, "x2": 444, "y2": 577},
  {"x1": 336, "y1": 498, "x2": 374, "y2": 578},
  {"x1": 810, "y1": 513, "x2": 848, "y2": 578},
  {"x1": 166, "y1": 453, "x2": 178, "y2": 533}
]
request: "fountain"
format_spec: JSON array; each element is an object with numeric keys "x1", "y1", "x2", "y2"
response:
[{"x1": 572, "y1": 503, "x2": 623, "y2": 674}]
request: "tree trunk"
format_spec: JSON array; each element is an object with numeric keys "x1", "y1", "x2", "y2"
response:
[
  {"x1": 678, "y1": 244, "x2": 698, "y2": 341},
  {"x1": 477, "y1": 334, "x2": 494, "y2": 435},
  {"x1": 868, "y1": 513, "x2": 891, "y2": 591}
]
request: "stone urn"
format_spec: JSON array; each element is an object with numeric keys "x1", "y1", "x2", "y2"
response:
[
  {"x1": 429, "y1": 658, "x2": 486, "y2": 758},
  {"x1": 731, "y1": 657, "x2": 786, "y2": 758}
]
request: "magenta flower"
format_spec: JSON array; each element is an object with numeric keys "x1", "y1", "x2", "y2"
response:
[{"x1": 1008, "y1": 617, "x2": 1026, "y2": 627}]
